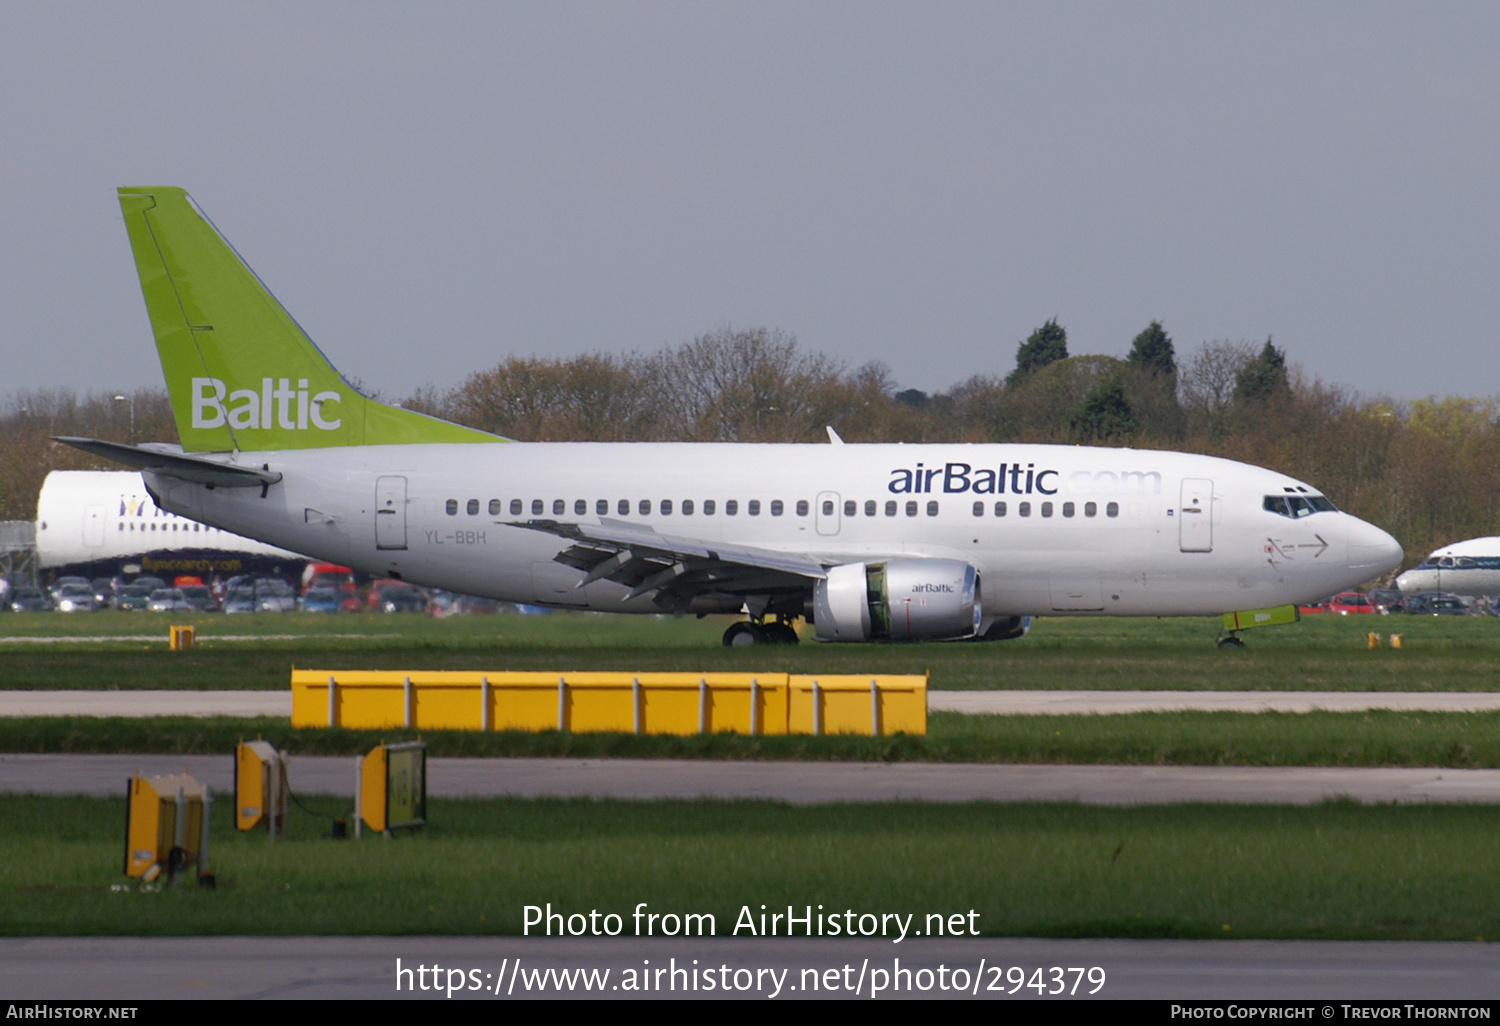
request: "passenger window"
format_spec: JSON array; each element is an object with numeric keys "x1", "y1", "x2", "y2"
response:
[
  {"x1": 618, "y1": 499, "x2": 630, "y2": 515},
  {"x1": 822, "y1": 500, "x2": 834, "y2": 515},
  {"x1": 865, "y1": 500, "x2": 876, "y2": 517},
  {"x1": 844, "y1": 500, "x2": 856, "y2": 517},
  {"x1": 661, "y1": 499, "x2": 673, "y2": 515},
  {"x1": 467, "y1": 499, "x2": 480, "y2": 515},
  {"x1": 1106, "y1": 502, "x2": 1119, "y2": 518},
  {"x1": 597, "y1": 499, "x2": 608, "y2": 515},
  {"x1": 973, "y1": 501, "x2": 984, "y2": 517},
  {"x1": 885, "y1": 500, "x2": 897, "y2": 517},
  {"x1": 748, "y1": 500, "x2": 760, "y2": 516},
  {"x1": 531, "y1": 499, "x2": 544, "y2": 515},
  {"x1": 553, "y1": 499, "x2": 565, "y2": 515},
  {"x1": 704, "y1": 500, "x2": 716, "y2": 515},
  {"x1": 994, "y1": 501, "x2": 1006, "y2": 517},
  {"x1": 510, "y1": 499, "x2": 523, "y2": 515},
  {"x1": 1041, "y1": 502, "x2": 1053, "y2": 518},
  {"x1": 489, "y1": 499, "x2": 502, "y2": 516},
  {"x1": 682, "y1": 499, "x2": 694, "y2": 515},
  {"x1": 726, "y1": 500, "x2": 739, "y2": 515},
  {"x1": 639, "y1": 499, "x2": 652, "y2": 515},
  {"x1": 905, "y1": 501, "x2": 918, "y2": 517},
  {"x1": 770, "y1": 500, "x2": 783, "y2": 516},
  {"x1": 446, "y1": 499, "x2": 458, "y2": 516},
  {"x1": 1019, "y1": 502, "x2": 1031, "y2": 517},
  {"x1": 1062, "y1": 502, "x2": 1074, "y2": 517},
  {"x1": 1084, "y1": 501, "x2": 1096, "y2": 517},
  {"x1": 574, "y1": 499, "x2": 587, "y2": 516},
  {"x1": 796, "y1": 500, "x2": 809, "y2": 516}
]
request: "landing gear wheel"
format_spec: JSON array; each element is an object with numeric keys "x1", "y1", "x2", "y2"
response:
[
  {"x1": 1216, "y1": 633, "x2": 1246, "y2": 648},
  {"x1": 762, "y1": 621, "x2": 800, "y2": 645},
  {"x1": 723, "y1": 621, "x2": 767, "y2": 647}
]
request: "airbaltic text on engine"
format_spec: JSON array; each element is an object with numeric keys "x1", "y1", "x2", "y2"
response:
[
  {"x1": 888, "y1": 462, "x2": 1162, "y2": 495},
  {"x1": 191, "y1": 377, "x2": 342, "y2": 431}
]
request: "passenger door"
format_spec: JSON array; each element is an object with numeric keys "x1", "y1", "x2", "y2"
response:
[
  {"x1": 375, "y1": 476, "x2": 408, "y2": 550},
  {"x1": 1179, "y1": 478, "x2": 1213, "y2": 552}
]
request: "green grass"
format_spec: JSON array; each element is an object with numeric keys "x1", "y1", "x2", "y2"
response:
[
  {"x1": 5, "y1": 794, "x2": 1500, "y2": 940},
  {"x1": 3, "y1": 609, "x2": 1499, "y2": 691},
  {"x1": 5, "y1": 709, "x2": 1499, "y2": 767}
]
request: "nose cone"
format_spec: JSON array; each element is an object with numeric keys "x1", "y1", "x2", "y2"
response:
[{"x1": 1347, "y1": 517, "x2": 1403, "y2": 577}]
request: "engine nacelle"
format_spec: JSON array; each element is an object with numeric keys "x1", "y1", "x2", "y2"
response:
[{"x1": 812, "y1": 559, "x2": 981, "y2": 642}]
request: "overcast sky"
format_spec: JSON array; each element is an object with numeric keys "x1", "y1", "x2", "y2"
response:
[{"x1": 3, "y1": 1, "x2": 1497, "y2": 405}]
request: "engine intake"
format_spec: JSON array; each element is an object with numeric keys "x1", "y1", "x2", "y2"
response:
[{"x1": 813, "y1": 559, "x2": 981, "y2": 642}]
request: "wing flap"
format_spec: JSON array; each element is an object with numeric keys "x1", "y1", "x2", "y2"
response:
[{"x1": 515, "y1": 518, "x2": 827, "y2": 609}]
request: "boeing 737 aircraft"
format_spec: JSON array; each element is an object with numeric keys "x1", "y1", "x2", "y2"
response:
[
  {"x1": 35, "y1": 470, "x2": 306, "y2": 579},
  {"x1": 1395, "y1": 538, "x2": 1500, "y2": 599},
  {"x1": 59, "y1": 187, "x2": 1402, "y2": 644}
]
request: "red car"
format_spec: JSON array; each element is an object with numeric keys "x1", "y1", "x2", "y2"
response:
[{"x1": 1327, "y1": 591, "x2": 1375, "y2": 615}]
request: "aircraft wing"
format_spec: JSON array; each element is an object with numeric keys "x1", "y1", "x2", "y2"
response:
[
  {"x1": 514, "y1": 518, "x2": 828, "y2": 611},
  {"x1": 53, "y1": 437, "x2": 283, "y2": 489}
]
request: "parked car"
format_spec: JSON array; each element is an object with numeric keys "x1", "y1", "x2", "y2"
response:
[
  {"x1": 1369, "y1": 588, "x2": 1404, "y2": 614},
  {"x1": 179, "y1": 584, "x2": 219, "y2": 612},
  {"x1": 9, "y1": 586, "x2": 53, "y2": 612},
  {"x1": 1404, "y1": 591, "x2": 1471, "y2": 615},
  {"x1": 147, "y1": 588, "x2": 191, "y2": 613},
  {"x1": 299, "y1": 585, "x2": 343, "y2": 613},
  {"x1": 1327, "y1": 591, "x2": 1374, "y2": 615},
  {"x1": 115, "y1": 584, "x2": 156, "y2": 611},
  {"x1": 53, "y1": 583, "x2": 98, "y2": 612},
  {"x1": 222, "y1": 583, "x2": 257, "y2": 614},
  {"x1": 369, "y1": 579, "x2": 427, "y2": 614},
  {"x1": 91, "y1": 578, "x2": 117, "y2": 608},
  {"x1": 254, "y1": 578, "x2": 298, "y2": 612}
]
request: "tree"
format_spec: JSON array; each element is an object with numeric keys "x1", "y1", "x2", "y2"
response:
[
  {"x1": 1126, "y1": 321, "x2": 1176, "y2": 379},
  {"x1": 1233, "y1": 338, "x2": 1290, "y2": 405},
  {"x1": 1069, "y1": 375, "x2": 1136, "y2": 442},
  {"x1": 1006, "y1": 319, "x2": 1068, "y2": 387}
]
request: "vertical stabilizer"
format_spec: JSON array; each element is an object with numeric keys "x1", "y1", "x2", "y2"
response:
[{"x1": 117, "y1": 186, "x2": 499, "y2": 452}]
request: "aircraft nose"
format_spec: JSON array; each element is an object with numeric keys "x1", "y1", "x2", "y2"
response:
[{"x1": 1347, "y1": 517, "x2": 1403, "y2": 577}]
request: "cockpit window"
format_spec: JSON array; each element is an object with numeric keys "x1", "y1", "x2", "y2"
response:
[{"x1": 1264, "y1": 494, "x2": 1338, "y2": 518}]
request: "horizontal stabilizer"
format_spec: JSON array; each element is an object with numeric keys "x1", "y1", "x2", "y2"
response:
[{"x1": 53, "y1": 437, "x2": 282, "y2": 488}]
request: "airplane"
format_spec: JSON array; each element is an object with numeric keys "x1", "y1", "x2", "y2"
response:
[
  {"x1": 1395, "y1": 537, "x2": 1500, "y2": 599},
  {"x1": 57, "y1": 186, "x2": 1403, "y2": 645},
  {"x1": 35, "y1": 470, "x2": 307, "y2": 581}
]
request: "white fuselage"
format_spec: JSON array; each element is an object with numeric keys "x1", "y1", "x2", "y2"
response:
[
  {"x1": 1395, "y1": 537, "x2": 1500, "y2": 598},
  {"x1": 142, "y1": 442, "x2": 1401, "y2": 618},
  {"x1": 36, "y1": 470, "x2": 308, "y2": 577}
]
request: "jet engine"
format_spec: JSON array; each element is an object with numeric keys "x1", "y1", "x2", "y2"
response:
[{"x1": 812, "y1": 559, "x2": 981, "y2": 642}]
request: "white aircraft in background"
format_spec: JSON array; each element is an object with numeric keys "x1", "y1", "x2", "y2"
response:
[
  {"x1": 1395, "y1": 538, "x2": 1500, "y2": 599},
  {"x1": 34, "y1": 470, "x2": 306, "y2": 579},
  {"x1": 58, "y1": 186, "x2": 1402, "y2": 645}
]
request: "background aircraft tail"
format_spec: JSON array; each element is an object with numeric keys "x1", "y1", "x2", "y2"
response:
[{"x1": 117, "y1": 186, "x2": 500, "y2": 452}]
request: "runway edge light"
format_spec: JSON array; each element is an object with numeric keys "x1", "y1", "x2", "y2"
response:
[{"x1": 235, "y1": 739, "x2": 288, "y2": 837}]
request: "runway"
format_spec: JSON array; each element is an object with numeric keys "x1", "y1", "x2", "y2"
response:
[
  {"x1": 7, "y1": 752, "x2": 1500, "y2": 805},
  {"x1": 8, "y1": 689, "x2": 1500, "y2": 718}
]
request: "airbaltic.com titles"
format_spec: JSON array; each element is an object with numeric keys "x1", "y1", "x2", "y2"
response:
[{"x1": 523, "y1": 903, "x2": 980, "y2": 943}]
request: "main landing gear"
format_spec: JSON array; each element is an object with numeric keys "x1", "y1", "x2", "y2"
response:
[{"x1": 722, "y1": 618, "x2": 801, "y2": 646}]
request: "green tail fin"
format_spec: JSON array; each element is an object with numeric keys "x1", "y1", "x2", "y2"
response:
[{"x1": 117, "y1": 186, "x2": 501, "y2": 451}]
